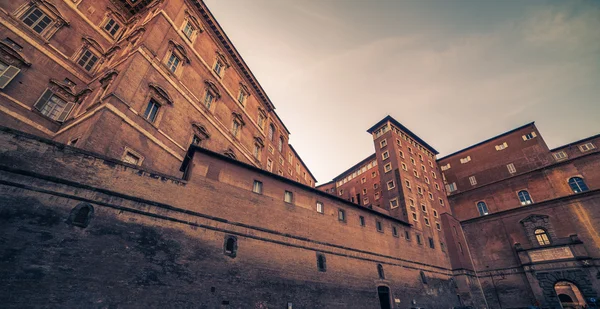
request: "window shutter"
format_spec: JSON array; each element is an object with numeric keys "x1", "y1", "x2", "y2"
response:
[
  {"x1": 0, "y1": 65, "x2": 21, "y2": 89},
  {"x1": 33, "y1": 89, "x2": 54, "y2": 111},
  {"x1": 56, "y1": 102, "x2": 75, "y2": 122}
]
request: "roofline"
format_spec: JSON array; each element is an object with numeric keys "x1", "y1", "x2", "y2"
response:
[
  {"x1": 315, "y1": 180, "x2": 334, "y2": 189},
  {"x1": 437, "y1": 122, "x2": 536, "y2": 161},
  {"x1": 289, "y1": 144, "x2": 317, "y2": 182},
  {"x1": 332, "y1": 153, "x2": 377, "y2": 182},
  {"x1": 182, "y1": 145, "x2": 410, "y2": 226},
  {"x1": 190, "y1": 0, "x2": 277, "y2": 112},
  {"x1": 549, "y1": 133, "x2": 600, "y2": 152},
  {"x1": 366, "y1": 115, "x2": 439, "y2": 155},
  {"x1": 273, "y1": 110, "x2": 291, "y2": 135}
]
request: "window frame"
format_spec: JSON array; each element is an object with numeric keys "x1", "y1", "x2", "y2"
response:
[{"x1": 252, "y1": 180, "x2": 263, "y2": 194}]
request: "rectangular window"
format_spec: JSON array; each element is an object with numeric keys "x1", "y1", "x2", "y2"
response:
[
  {"x1": 374, "y1": 192, "x2": 380, "y2": 200},
  {"x1": 380, "y1": 139, "x2": 387, "y2": 148},
  {"x1": 0, "y1": 61, "x2": 20, "y2": 89},
  {"x1": 316, "y1": 202, "x2": 323, "y2": 214},
  {"x1": 252, "y1": 180, "x2": 263, "y2": 194},
  {"x1": 436, "y1": 222, "x2": 441, "y2": 230},
  {"x1": 237, "y1": 90, "x2": 247, "y2": 105},
  {"x1": 405, "y1": 231, "x2": 411, "y2": 240},
  {"x1": 410, "y1": 158, "x2": 415, "y2": 165},
  {"x1": 387, "y1": 180, "x2": 395, "y2": 190},
  {"x1": 204, "y1": 91, "x2": 215, "y2": 109},
  {"x1": 182, "y1": 21, "x2": 195, "y2": 39},
  {"x1": 22, "y1": 7, "x2": 53, "y2": 34},
  {"x1": 371, "y1": 171, "x2": 377, "y2": 178},
  {"x1": 103, "y1": 18, "x2": 121, "y2": 37},
  {"x1": 213, "y1": 60, "x2": 224, "y2": 76},
  {"x1": 428, "y1": 237, "x2": 435, "y2": 248},
  {"x1": 142, "y1": 99, "x2": 160, "y2": 123},
  {"x1": 428, "y1": 192, "x2": 433, "y2": 200},
  {"x1": 33, "y1": 89, "x2": 74, "y2": 122},
  {"x1": 417, "y1": 186, "x2": 423, "y2": 194},
  {"x1": 384, "y1": 163, "x2": 392, "y2": 173},
  {"x1": 401, "y1": 163, "x2": 407, "y2": 171},
  {"x1": 361, "y1": 177, "x2": 366, "y2": 184},
  {"x1": 412, "y1": 212, "x2": 418, "y2": 221},
  {"x1": 579, "y1": 142, "x2": 596, "y2": 152},
  {"x1": 435, "y1": 183, "x2": 440, "y2": 191},
  {"x1": 416, "y1": 234, "x2": 422, "y2": 245},
  {"x1": 389, "y1": 198, "x2": 398, "y2": 209},
  {"x1": 266, "y1": 158, "x2": 273, "y2": 172},
  {"x1": 392, "y1": 226, "x2": 398, "y2": 237},
  {"x1": 284, "y1": 191, "x2": 293, "y2": 203},
  {"x1": 460, "y1": 156, "x2": 471, "y2": 164},
  {"x1": 77, "y1": 49, "x2": 99, "y2": 72},
  {"x1": 439, "y1": 198, "x2": 444, "y2": 206},
  {"x1": 363, "y1": 197, "x2": 369, "y2": 205},
  {"x1": 232, "y1": 119, "x2": 241, "y2": 137},
  {"x1": 405, "y1": 180, "x2": 411, "y2": 188},
  {"x1": 338, "y1": 209, "x2": 346, "y2": 222},
  {"x1": 421, "y1": 204, "x2": 427, "y2": 213},
  {"x1": 469, "y1": 176, "x2": 477, "y2": 186},
  {"x1": 376, "y1": 221, "x2": 383, "y2": 232},
  {"x1": 399, "y1": 150, "x2": 404, "y2": 158},
  {"x1": 123, "y1": 152, "x2": 141, "y2": 165},
  {"x1": 446, "y1": 182, "x2": 457, "y2": 193},
  {"x1": 440, "y1": 242, "x2": 445, "y2": 252},
  {"x1": 553, "y1": 151, "x2": 567, "y2": 161},
  {"x1": 359, "y1": 216, "x2": 365, "y2": 226},
  {"x1": 424, "y1": 217, "x2": 430, "y2": 226},
  {"x1": 495, "y1": 142, "x2": 508, "y2": 150},
  {"x1": 507, "y1": 163, "x2": 517, "y2": 174},
  {"x1": 440, "y1": 163, "x2": 451, "y2": 171},
  {"x1": 433, "y1": 210, "x2": 438, "y2": 218},
  {"x1": 522, "y1": 132, "x2": 537, "y2": 141}
]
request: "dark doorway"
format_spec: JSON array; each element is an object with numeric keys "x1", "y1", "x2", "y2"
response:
[{"x1": 377, "y1": 286, "x2": 391, "y2": 309}]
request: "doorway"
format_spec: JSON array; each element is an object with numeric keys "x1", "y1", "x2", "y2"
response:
[
  {"x1": 555, "y1": 281, "x2": 585, "y2": 309},
  {"x1": 377, "y1": 286, "x2": 391, "y2": 309}
]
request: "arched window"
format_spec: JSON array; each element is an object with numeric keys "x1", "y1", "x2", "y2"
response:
[
  {"x1": 568, "y1": 177, "x2": 589, "y2": 193},
  {"x1": 278, "y1": 136, "x2": 284, "y2": 152},
  {"x1": 517, "y1": 190, "x2": 533, "y2": 205},
  {"x1": 476, "y1": 201, "x2": 488, "y2": 216},
  {"x1": 268, "y1": 124, "x2": 275, "y2": 141},
  {"x1": 67, "y1": 203, "x2": 94, "y2": 228},
  {"x1": 223, "y1": 235, "x2": 237, "y2": 258},
  {"x1": 534, "y1": 228, "x2": 551, "y2": 246},
  {"x1": 377, "y1": 264, "x2": 385, "y2": 279},
  {"x1": 316, "y1": 252, "x2": 326, "y2": 272}
]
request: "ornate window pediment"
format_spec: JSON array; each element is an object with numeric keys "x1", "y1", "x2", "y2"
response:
[
  {"x1": 520, "y1": 214, "x2": 556, "y2": 248},
  {"x1": 254, "y1": 136, "x2": 264, "y2": 147},
  {"x1": 192, "y1": 123, "x2": 210, "y2": 139},
  {"x1": 232, "y1": 112, "x2": 245, "y2": 126},
  {"x1": 168, "y1": 40, "x2": 190, "y2": 64},
  {"x1": 204, "y1": 80, "x2": 221, "y2": 98},
  {"x1": 15, "y1": 0, "x2": 70, "y2": 40},
  {"x1": 215, "y1": 50, "x2": 230, "y2": 68},
  {"x1": 0, "y1": 40, "x2": 31, "y2": 67},
  {"x1": 148, "y1": 83, "x2": 173, "y2": 105},
  {"x1": 223, "y1": 148, "x2": 236, "y2": 159}
]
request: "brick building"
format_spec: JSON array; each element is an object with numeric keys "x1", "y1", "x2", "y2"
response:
[
  {"x1": 0, "y1": 0, "x2": 316, "y2": 186},
  {"x1": 1, "y1": 0, "x2": 599, "y2": 308}
]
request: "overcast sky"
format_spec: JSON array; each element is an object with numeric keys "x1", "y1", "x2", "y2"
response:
[{"x1": 204, "y1": 0, "x2": 600, "y2": 184}]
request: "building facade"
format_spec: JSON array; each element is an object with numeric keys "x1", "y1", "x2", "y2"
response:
[{"x1": 0, "y1": 0, "x2": 316, "y2": 186}]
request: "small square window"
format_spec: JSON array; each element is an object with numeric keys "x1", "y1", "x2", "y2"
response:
[
  {"x1": 380, "y1": 139, "x2": 387, "y2": 148},
  {"x1": 387, "y1": 180, "x2": 395, "y2": 190},
  {"x1": 284, "y1": 191, "x2": 293, "y2": 203},
  {"x1": 384, "y1": 163, "x2": 392, "y2": 173},
  {"x1": 371, "y1": 171, "x2": 377, "y2": 178},
  {"x1": 103, "y1": 18, "x2": 121, "y2": 37},
  {"x1": 428, "y1": 192, "x2": 433, "y2": 200},
  {"x1": 382, "y1": 151, "x2": 389, "y2": 160},
  {"x1": 252, "y1": 180, "x2": 263, "y2": 194},
  {"x1": 410, "y1": 158, "x2": 416, "y2": 165},
  {"x1": 361, "y1": 177, "x2": 366, "y2": 184},
  {"x1": 439, "y1": 198, "x2": 444, "y2": 206},
  {"x1": 373, "y1": 183, "x2": 379, "y2": 189},
  {"x1": 389, "y1": 198, "x2": 399, "y2": 209}
]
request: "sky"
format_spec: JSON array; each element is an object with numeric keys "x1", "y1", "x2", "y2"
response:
[{"x1": 204, "y1": 0, "x2": 600, "y2": 184}]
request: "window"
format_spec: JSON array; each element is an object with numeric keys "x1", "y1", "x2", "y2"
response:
[
  {"x1": 376, "y1": 221, "x2": 383, "y2": 232},
  {"x1": 389, "y1": 198, "x2": 398, "y2": 209},
  {"x1": 469, "y1": 176, "x2": 477, "y2": 186},
  {"x1": 67, "y1": 203, "x2": 94, "y2": 228},
  {"x1": 429, "y1": 161, "x2": 433, "y2": 168},
  {"x1": 123, "y1": 152, "x2": 141, "y2": 165},
  {"x1": 316, "y1": 253, "x2": 326, "y2": 272},
  {"x1": 408, "y1": 147, "x2": 412, "y2": 153},
  {"x1": 338, "y1": 209, "x2": 346, "y2": 222},
  {"x1": 405, "y1": 231, "x2": 411, "y2": 240},
  {"x1": 21, "y1": 6, "x2": 53, "y2": 34},
  {"x1": 446, "y1": 183, "x2": 457, "y2": 193},
  {"x1": 213, "y1": 59, "x2": 225, "y2": 76},
  {"x1": 382, "y1": 151, "x2": 389, "y2": 160},
  {"x1": 396, "y1": 139, "x2": 401, "y2": 146},
  {"x1": 440, "y1": 163, "x2": 451, "y2": 171},
  {"x1": 416, "y1": 234, "x2": 422, "y2": 245},
  {"x1": 435, "y1": 222, "x2": 441, "y2": 230},
  {"x1": 231, "y1": 119, "x2": 242, "y2": 137},
  {"x1": 316, "y1": 202, "x2": 324, "y2": 214},
  {"x1": 253, "y1": 143, "x2": 261, "y2": 159},
  {"x1": 399, "y1": 150, "x2": 404, "y2": 158},
  {"x1": 203, "y1": 91, "x2": 217, "y2": 109},
  {"x1": 507, "y1": 163, "x2": 517, "y2": 174},
  {"x1": 363, "y1": 197, "x2": 369, "y2": 205},
  {"x1": 140, "y1": 99, "x2": 161, "y2": 123},
  {"x1": 432, "y1": 172, "x2": 437, "y2": 179},
  {"x1": 440, "y1": 242, "x2": 445, "y2": 252},
  {"x1": 421, "y1": 165, "x2": 426, "y2": 171},
  {"x1": 476, "y1": 201, "x2": 489, "y2": 216},
  {"x1": 579, "y1": 142, "x2": 596, "y2": 152},
  {"x1": 338, "y1": 189, "x2": 343, "y2": 195},
  {"x1": 413, "y1": 170, "x2": 419, "y2": 178},
  {"x1": 103, "y1": 18, "x2": 121, "y2": 37},
  {"x1": 0, "y1": 61, "x2": 20, "y2": 89},
  {"x1": 428, "y1": 192, "x2": 433, "y2": 200},
  {"x1": 412, "y1": 212, "x2": 418, "y2": 221},
  {"x1": 284, "y1": 191, "x2": 293, "y2": 203},
  {"x1": 268, "y1": 124, "x2": 275, "y2": 141},
  {"x1": 278, "y1": 136, "x2": 284, "y2": 152},
  {"x1": 237, "y1": 89, "x2": 248, "y2": 106},
  {"x1": 224, "y1": 235, "x2": 237, "y2": 258},
  {"x1": 460, "y1": 156, "x2": 471, "y2": 164},
  {"x1": 387, "y1": 180, "x2": 395, "y2": 190},
  {"x1": 568, "y1": 177, "x2": 589, "y2": 193},
  {"x1": 359, "y1": 216, "x2": 365, "y2": 226},
  {"x1": 182, "y1": 21, "x2": 195, "y2": 40},
  {"x1": 417, "y1": 186, "x2": 423, "y2": 195},
  {"x1": 401, "y1": 163, "x2": 407, "y2": 171},
  {"x1": 428, "y1": 237, "x2": 435, "y2": 248},
  {"x1": 553, "y1": 151, "x2": 568, "y2": 161},
  {"x1": 522, "y1": 132, "x2": 537, "y2": 141},
  {"x1": 373, "y1": 183, "x2": 379, "y2": 189},
  {"x1": 252, "y1": 180, "x2": 263, "y2": 194},
  {"x1": 518, "y1": 190, "x2": 533, "y2": 205},
  {"x1": 384, "y1": 163, "x2": 392, "y2": 173},
  {"x1": 419, "y1": 154, "x2": 423, "y2": 161},
  {"x1": 77, "y1": 49, "x2": 100, "y2": 72},
  {"x1": 424, "y1": 217, "x2": 430, "y2": 226},
  {"x1": 439, "y1": 198, "x2": 444, "y2": 206},
  {"x1": 410, "y1": 158, "x2": 415, "y2": 165},
  {"x1": 377, "y1": 264, "x2": 385, "y2": 279},
  {"x1": 534, "y1": 228, "x2": 551, "y2": 246},
  {"x1": 435, "y1": 183, "x2": 440, "y2": 191},
  {"x1": 405, "y1": 180, "x2": 411, "y2": 188},
  {"x1": 495, "y1": 142, "x2": 508, "y2": 150},
  {"x1": 380, "y1": 139, "x2": 387, "y2": 148},
  {"x1": 33, "y1": 89, "x2": 74, "y2": 122},
  {"x1": 266, "y1": 158, "x2": 273, "y2": 172},
  {"x1": 374, "y1": 192, "x2": 380, "y2": 200},
  {"x1": 421, "y1": 204, "x2": 427, "y2": 213},
  {"x1": 392, "y1": 226, "x2": 398, "y2": 237}
]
